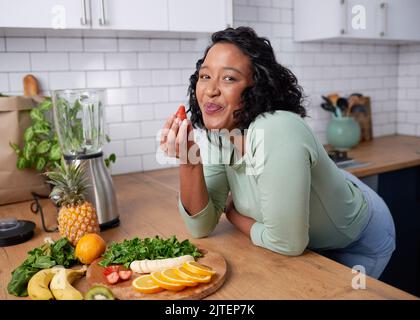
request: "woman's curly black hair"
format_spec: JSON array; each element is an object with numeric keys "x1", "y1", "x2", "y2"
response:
[{"x1": 188, "y1": 26, "x2": 306, "y2": 131}]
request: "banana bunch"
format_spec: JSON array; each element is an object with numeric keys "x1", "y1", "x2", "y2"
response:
[{"x1": 28, "y1": 265, "x2": 87, "y2": 300}]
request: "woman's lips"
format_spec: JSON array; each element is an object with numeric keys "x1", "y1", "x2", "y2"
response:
[{"x1": 204, "y1": 103, "x2": 223, "y2": 115}]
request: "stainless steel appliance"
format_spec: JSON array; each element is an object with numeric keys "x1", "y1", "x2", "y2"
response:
[{"x1": 51, "y1": 89, "x2": 119, "y2": 229}]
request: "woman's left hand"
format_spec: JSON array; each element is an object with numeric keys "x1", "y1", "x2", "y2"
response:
[{"x1": 225, "y1": 194, "x2": 256, "y2": 238}]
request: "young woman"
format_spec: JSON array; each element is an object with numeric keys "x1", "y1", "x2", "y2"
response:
[{"x1": 159, "y1": 27, "x2": 395, "y2": 279}]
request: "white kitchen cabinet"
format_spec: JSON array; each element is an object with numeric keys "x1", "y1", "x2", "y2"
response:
[
  {"x1": 294, "y1": 0, "x2": 420, "y2": 43},
  {"x1": 0, "y1": 0, "x2": 90, "y2": 29},
  {"x1": 90, "y1": 0, "x2": 168, "y2": 31},
  {"x1": 168, "y1": 0, "x2": 232, "y2": 32},
  {"x1": 0, "y1": 0, "x2": 232, "y2": 36}
]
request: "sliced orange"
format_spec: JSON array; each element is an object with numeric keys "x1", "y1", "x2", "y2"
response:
[
  {"x1": 151, "y1": 271, "x2": 186, "y2": 291},
  {"x1": 182, "y1": 261, "x2": 216, "y2": 276},
  {"x1": 161, "y1": 268, "x2": 199, "y2": 287},
  {"x1": 175, "y1": 266, "x2": 212, "y2": 283},
  {"x1": 132, "y1": 275, "x2": 165, "y2": 294}
]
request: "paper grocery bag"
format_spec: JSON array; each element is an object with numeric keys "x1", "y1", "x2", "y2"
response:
[{"x1": 0, "y1": 96, "x2": 49, "y2": 205}]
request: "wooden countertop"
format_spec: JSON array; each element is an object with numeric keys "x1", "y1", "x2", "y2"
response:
[
  {"x1": 330, "y1": 135, "x2": 420, "y2": 177},
  {"x1": 1, "y1": 143, "x2": 418, "y2": 299}
]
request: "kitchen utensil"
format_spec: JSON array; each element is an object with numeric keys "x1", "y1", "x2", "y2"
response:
[
  {"x1": 336, "y1": 97, "x2": 349, "y2": 116},
  {"x1": 51, "y1": 89, "x2": 119, "y2": 229},
  {"x1": 78, "y1": 247, "x2": 227, "y2": 300}
]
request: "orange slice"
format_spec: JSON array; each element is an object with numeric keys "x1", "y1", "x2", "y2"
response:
[
  {"x1": 175, "y1": 266, "x2": 212, "y2": 283},
  {"x1": 151, "y1": 271, "x2": 186, "y2": 291},
  {"x1": 161, "y1": 268, "x2": 199, "y2": 287},
  {"x1": 132, "y1": 275, "x2": 164, "y2": 294},
  {"x1": 182, "y1": 261, "x2": 216, "y2": 276}
]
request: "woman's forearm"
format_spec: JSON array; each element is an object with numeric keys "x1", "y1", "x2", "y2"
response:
[
  {"x1": 179, "y1": 162, "x2": 209, "y2": 216},
  {"x1": 225, "y1": 205, "x2": 255, "y2": 237}
]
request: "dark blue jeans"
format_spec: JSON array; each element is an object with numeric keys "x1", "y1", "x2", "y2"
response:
[{"x1": 319, "y1": 170, "x2": 396, "y2": 279}]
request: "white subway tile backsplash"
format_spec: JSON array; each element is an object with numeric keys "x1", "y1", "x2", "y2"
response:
[
  {"x1": 150, "y1": 39, "x2": 180, "y2": 52},
  {"x1": 118, "y1": 38, "x2": 150, "y2": 52},
  {"x1": 271, "y1": 23, "x2": 292, "y2": 38},
  {"x1": 103, "y1": 140, "x2": 125, "y2": 158},
  {"x1": 397, "y1": 123, "x2": 416, "y2": 135},
  {"x1": 49, "y1": 72, "x2": 85, "y2": 90},
  {"x1": 234, "y1": 6, "x2": 259, "y2": 22},
  {"x1": 399, "y1": 76, "x2": 418, "y2": 88},
  {"x1": 6, "y1": 38, "x2": 45, "y2": 52},
  {"x1": 84, "y1": 38, "x2": 117, "y2": 52},
  {"x1": 0, "y1": 38, "x2": 5, "y2": 51},
  {"x1": 169, "y1": 85, "x2": 189, "y2": 101},
  {"x1": 105, "y1": 106, "x2": 123, "y2": 123},
  {"x1": 111, "y1": 156, "x2": 143, "y2": 175},
  {"x1": 152, "y1": 69, "x2": 182, "y2": 86},
  {"x1": 249, "y1": 0, "x2": 271, "y2": 7},
  {"x1": 70, "y1": 53, "x2": 105, "y2": 70},
  {"x1": 126, "y1": 138, "x2": 156, "y2": 155},
  {"x1": 31, "y1": 53, "x2": 69, "y2": 71},
  {"x1": 272, "y1": 0, "x2": 293, "y2": 9},
  {"x1": 120, "y1": 70, "x2": 152, "y2": 87},
  {"x1": 139, "y1": 87, "x2": 169, "y2": 103},
  {"x1": 169, "y1": 53, "x2": 200, "y2": 69},
  {"x1": 107, "y1": 88, "x2": 138, "y2": 105},
  {"x1": 105, "y1": 53, "x2": 137, "y2": 70},
  {"x1": 138, "y1": 53, "x2": 169, "y2": 69},
  {"x1": 87, "y1": 71, "x2": 120, "y2": 88},
  {"x1": 46, "y1": 38, "x2": 83, "y2": 52},
  {"x1": 123, "y1": 104, "x2": 155, "y2": 122},
  {"x1": 154, "y1": 102, "x2": 180, "y2": 119},
  {"x1": 0, "y1": 53, "x2": 30, "y2": 71},
  {"x1": 109, "y1": 123, "x2": 141, "y2": 140},
  {"x1": 141, "y1": 120, "x2": 165, "y2": 138},
  {"x1": 258, "y1": 8, "x2": 281, "y2": 23},
  {"x1": 0, "y1": 73, "x2": 8, "y2": 92}
]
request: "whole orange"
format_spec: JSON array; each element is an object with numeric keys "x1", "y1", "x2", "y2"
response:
[{"x1": 75, "y1": 233, "x2": 107, "y2": 264}]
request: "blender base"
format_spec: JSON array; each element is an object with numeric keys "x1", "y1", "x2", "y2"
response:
[{"x1": 100, "y1": 217, "x2": 120, "y2": 230}]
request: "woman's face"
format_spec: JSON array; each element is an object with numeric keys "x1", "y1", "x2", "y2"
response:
[{"x1": 196, "y1": 42, "x2": 254, "y2": 131}]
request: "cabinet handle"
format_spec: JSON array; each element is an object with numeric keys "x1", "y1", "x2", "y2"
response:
[
  {"x1": 379, "y1": 2, "x2": 388, "y2": 37},
  {"x1": 99, "y1": 0, "x2": 107, "y2": 25},
  {"x1": 80, "y1": 0, "x2": 88, "y2": 25},
  {"x1": 340, "y1": 0, "x2": 347, "y2": 35}
]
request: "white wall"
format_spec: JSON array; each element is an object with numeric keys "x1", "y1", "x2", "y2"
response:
[{"x1": 0, "y1": 0, "x2": 418, "y2": 175}]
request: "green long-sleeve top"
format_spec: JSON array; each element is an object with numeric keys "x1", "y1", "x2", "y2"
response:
[{"x1": 178, "y1": 110, "x2": 369, "y2": 256}]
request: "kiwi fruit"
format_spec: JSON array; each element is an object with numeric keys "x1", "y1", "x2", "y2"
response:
[{"x1": 85, "y1": 285, "x2": 115, "y2": 300}]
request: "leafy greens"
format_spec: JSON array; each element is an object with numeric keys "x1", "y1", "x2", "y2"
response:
[
  {"x1": 99, "y1": 235, "x2": 203, "y2": 268},
  {"x1": 7, "y1": 238, "x2": 78, "y2": 297}
]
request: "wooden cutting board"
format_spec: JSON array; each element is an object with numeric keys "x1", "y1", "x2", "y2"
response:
[{"x1": 78, "y1": 248, "x2": 227, "y2": 300}]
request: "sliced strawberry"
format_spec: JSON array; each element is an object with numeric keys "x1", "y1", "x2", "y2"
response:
[
  {"x1": 175, "y1": 105, "x2": 187, "y2": 121},
  {"x1": 105, "y1": 271, "x2": 120, "y2": 284},
  {"x1": 118, "y1": 270, "x2": 132, "y2": 280},
  {"x1": 103, "y1": 265, "x2": 120, "y2": 276}
]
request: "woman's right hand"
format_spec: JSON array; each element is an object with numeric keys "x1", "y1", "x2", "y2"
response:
[{"x1": 159, "y1": 114, "x2": 199, "y2": 165}]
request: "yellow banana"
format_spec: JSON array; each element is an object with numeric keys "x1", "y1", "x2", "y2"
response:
[
  {"x1": 50, "y1": 266, "x2": 87, "y2": 300},
  {"x1": 28, "y1": 267, "x2": 61, "y2": 300}
]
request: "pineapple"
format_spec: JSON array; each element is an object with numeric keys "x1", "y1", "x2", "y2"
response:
[{"x1": 44, "y1": 160, "x2": 100, "y2": 246}]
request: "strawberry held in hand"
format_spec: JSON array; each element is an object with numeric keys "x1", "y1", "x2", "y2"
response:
[{"x1": 175, "y1": 105, "x2": 187, "y2": 121}]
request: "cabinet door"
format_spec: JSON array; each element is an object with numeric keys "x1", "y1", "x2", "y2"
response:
[
  {"x1": 342, "y1": 0, "x2": 380, "y2": 39},
  {"x1": 90, "y1": 0, "x2": 168, "y2": 31},
  {"x1": 168, "y1": 0, "x2": 232, "y2": 33},
  {"x1": 0, "y1": 0, "x2": 91, "y2": 29},
  {"x1": 384, "y1": 0, "x2": 420, "y2": 41}
]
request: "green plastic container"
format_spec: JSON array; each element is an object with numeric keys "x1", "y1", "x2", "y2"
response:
[{"x1": 326, "y1": 117, "x2": 361, "y2": 151}]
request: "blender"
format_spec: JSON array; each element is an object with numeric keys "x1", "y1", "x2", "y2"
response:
[{"x1": 51, "y1": 89, "x2": 119, "y2": 229}]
